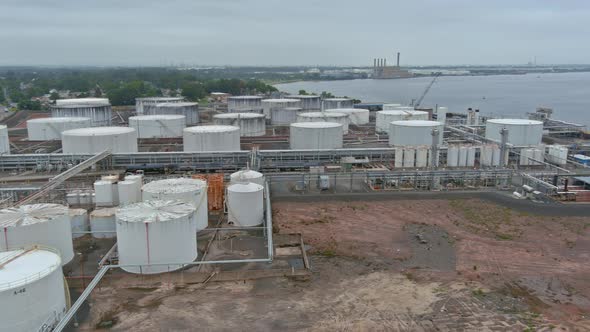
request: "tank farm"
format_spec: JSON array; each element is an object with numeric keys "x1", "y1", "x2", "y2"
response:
[{"x1": 0, "y1": 94, "x2": 590, "y2": 331}]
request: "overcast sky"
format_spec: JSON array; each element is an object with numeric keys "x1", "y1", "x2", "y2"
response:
[{"x1": 1, "y1": 0, "x2": 589, "y2": 67}]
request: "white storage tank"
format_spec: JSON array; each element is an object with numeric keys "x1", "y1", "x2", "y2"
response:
[
  {"x1": 485, "y1": 119, "x2": 543, "y2": 146},
  {"x1": 466, "y1": 146, "x2": 476, "y2": 167},
  {"x1": 322, "y1": 98, "x2": 353, "y2": 110},
  {"x1": 0, "y1": 247, "x2": 67, "y2": 332},
  {"x1": 124, "y1": 174, "x2": 144, "y2": 202},
  {"x1": 147, "y1": 102, "x2": 199, "y2": 125},
  {"x1": 94, "y1": 180, "x2": 117, "y2": 207},
  {"x1": 0, "y1": 125, "x2": 9, "y2": 155},
  {"x1": 27, "y1": 117, "x2": 91, "y2": 140},
  {"x1": 213, "y1": 113, "x2": 266, "y2": 136},
  {"x1": 403, "y1": 148, "x2": 415, "y2": 167},
  {"x1": 290, "y1": 122, "x2": 343, "y2": 150},
  {"x1": 289, "y1": 95, "x2": 321, "y2": 110},
  {"x1": 389, "y1": 120, "x2": 444, "y2": 147},
  {"x1": 62, "y1": 127, "x2": 138, "y2": 154},
  {"x1": 118, "y1": 180, "x2": 141, "y2": 206},
  {"x1": 52, "y1": 99, "x2": 112, "y2": 126},
  {"x1": 0, "y1": 204, "x2": 74, "y2": 265},
  {"x1": 375, "y1": 110, "x2": 429, "y2": 133},
  {"x1": 394, "y1": 148, "x2": 403, "y2": 168},
  {"x1": 89, "y1": 208, "x2": 117, "y2": 238},
  {"x1": 436, "y1": 106, "x2": 448, "y2": 124},
  {"x1": 142, "y1": 178, "x2": 208, "y2": 231},
  {"x1": 271, "y1": 107, "x2": 302, "y2": 125},
  {"x1": 415, "y1": 147, "x2": 428, "y2": 168},
  {"x1": 128, "y1": 114, "x2": 185, "y2": 138},
  {"x1": 533, "y1": 148, "x2": 544, "y2": 165},
  {"x1": 135, "y1": 97, "x2": 185, "y2": 114},
  {"x1": 262, "y1": 99, "x2": 301, "y2": 120},
  {"x1": 480, "y1": 145, "x2": 494, "y2": 166},
  {"x1": 458, "y1": 146, "x2": 468, "y2": 167},
  {"x1": 183, "y1": 125, "x2": 240, "y2": 152},
  {"x1": 228, "y1": 96, "x2": 263, "y2": 113},
  {"x1": 324, "y1": 108, "x2": 370, "y2": 125},
  {"x1": 519, "y1": 148, "x2": 533, "y2": 166},
  {"x1": 382, "y1": 103, "x2": 402, "y2": 110},
  {"x1": 116, "y1": 200, "x2": 197, "y2": 274},
  {"x1": 447, "y1": 146, "x2": 459, "y2": 167},
  {"x1": 69, "y1": 208, "x2": 88, "y2": 239},
  {"x1": 227, "y1": 183, "x2": 264, "y2": 227},
  {"x1": 547, "y1": 145, "x2": 568, "y2": 165},
  {"x1": 296, "y1": 112, "x2": 350, "y2": 134},
  {"x1": 230, "y1": 169, "x2": 265, "y2": 186}
]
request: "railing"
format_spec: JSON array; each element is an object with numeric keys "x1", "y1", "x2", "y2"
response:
[{"x1": 0, "y1": 245, "x2": 62, "y2": 291}]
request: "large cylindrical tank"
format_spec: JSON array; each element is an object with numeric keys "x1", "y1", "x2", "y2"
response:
[
  {"x1": 289, "y1": 95, "x2": 321, "y2": 110},
  {"x1": 271, "y1": 107, "x2": 302, "y2": 125},
  {"x1": 0, "y1": 125, "x2": 9, "y2": 155},
  {"x1": 129, "y1": 114, "x2": 186, "y2": 138},
  {"x1": 142, "y1": 178, "x2": 208, "y2": 231},
  {"x1": 262, "y1": 99, "x2": 300, "y2": 120},
  {"x1": 376, "y1": 110, "x2": 429, "y2": 133},
  {"x1": 322, "y1": 98, "x2": 353, "y2": 110},
  {"x1": 27, "y1": 117, "x2": 92, "y2": 140},
  {"x1": 52, "y1": 99, "x2": 112, "y2": 126},
  {"x1": 116, "y1": 200, "x2": 197, "y2": 274},
  {"x1": 89, "y1": 208, "x2": 117, "y2": 238},
  {"x1": 324, "y1": 108, "x2": 370, "y2": 125},
  {"x1": 228, "y1": 96, "x2": 263, "y2": 113},
  {"x1": 0, "y1": 204, "x2": 73, "y2": 265},
  {"x1": 296, "y1": 112, "x2": 350, "y2": 134},
  {"x1": 144, "y1": 102, "x2": 199, "y2": 125},
  {"x1": 62, "y1": 127, "x2": 138, "y2": 154},
  {"x1": 135, "y1": 97, "x2": 185, "y2": 114},
  {"x1": 69, "y1": 208, "x2": 88, "y2": 239},
  {"x1": 290, "y1": 122, "x2": 343, "y2": 150},
  {"x1": 227, "y1": 183, "x2": 264, "y2": 227},
  {"x1": 183, "y1": 125, "x2": 240, "y2": 152},
  {"x1": 0, "y1": 247, "x2": 66, "y2": 332},
  {"x1": 230, "y1": 170, "x2": 265, "y2": 186},
  {"x1": 213, "y1": 113, "x2": 266, "y2": 136},
  {"x1": 388, "y1": 120, "x2": 444, "y2": 147},
  {"x1": 485, "y1": 119, "x2": 543, "y2": 146}
]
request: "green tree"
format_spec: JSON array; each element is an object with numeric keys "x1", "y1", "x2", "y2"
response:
[
  {"x1": 181, "y1": 82, "x2": 206, "y2": 101},
  {"x1": 18, "y1": 100, "x2": 42, "y2": 110},
  {"x1": 49, "y1": 92, "x2": 59, "y2": 101},
  {"x1": 298, "y1": 89, "x2": 309, "y2": 95}
]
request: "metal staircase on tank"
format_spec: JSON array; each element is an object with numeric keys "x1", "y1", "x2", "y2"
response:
[{"x1": 14, "y1": 150, "x2": 111, "y2": 207}]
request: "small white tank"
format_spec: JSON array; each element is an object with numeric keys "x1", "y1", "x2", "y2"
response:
[
  {"x1": 213, "y1": 113, "x2": 266, "y2": 136},
  {"x1": 27, "y1": 117, "x2": 92, "y2": 140},
  {"x1": 290, "y1": 122, "x2": 343, "y2": 150},
  {"x1": 322, "y1": 98, "x2": 353, "y2": 110},
  {"x1": 547, "y1": 145, "x2": 568, "y2": 165},
  {"x1": 324, "y1": 108, "x2": 369, "y2": 125},
  {"x1": 437, "y1": 106, "x2": 448, "y2": 124},
  {"x1": 296, "y1": 112, "x2": 350, "y2": 134},
  {"x1": 403, "y1": 148, "x2": 415, "y2": 167},
  {"x1": 466, "y1": 147, "x2": 476, "y2": 167},
  {"x1": 394, "y1": 148, "x2": 403, "y2": 168},
  {"x1": 271, "y1": 107, "x2": 302, "y2": 125},
  {"x1": 128, "y1": 114, "x2": 186, "y2": 138},
  {"x1": 262, "y1": 98, "x2": 301, "y2": 120},
  {"x1": 0, "y1": 204, "x2": 73, "y2": 264},
  {"x1": 124, "y1": 174, "x2": 144, "y2": 202},
  {"x1": 533, "y1": 148, "x2": 544, "y2": 165},
  {"x1": 183, "y1": 125, "x2": 240, "y2": 152},
  {"x1": 69, "y1": 208, "x2": 88, "y2": 239},
  {"x1": 94, "y1": 180, "x2": 116, "y2": 207},
  {"x1": 135, "y1": 97, "x2": 185, "y2": 114},
  {"x1": 116, "y1": 200, "x2": 197, "y2": 274},
  {"x1": 0, "y1": 247, "x2": 66, "y2": 332},
  {"x1": 415, "y1": 147, "x2": 428, "y2": 167},
  {"x1": 382, "y1": 103, "x2": 402, "y2": 110},
  {"x1": 458, "y1": 146, "x2": 469, "y2": 167},
  {"x1": 0, "y1": 125, "x2": 9, "y2": 155},
  {"x1": 227, "y1": 183, "x2": 264, "y2": 227},
  {"x1": 62, "y1": 127, "x2": 138, "y2": 154},
  {"x1": 492, "y1": 146, "x2": 502, "y2": 166},
  {"x1": 375, "y1": 110, "x2": 429, "y2": 133},
  {"x1": 389, "y1": 120, "x2": 444, "y2": 147},
  {"x1": 480, "y1": 145, "x2": 495, "y2": 166},
  {"x1": 146, "y1": 102, "x2": 199, "y2": 125},
  {"x1": 90, "y1": 208, "x2": 117, "y2": 238},
  {"x1": 230, "y1": 170, "x2": 265, "y2": 186},
  {"x1": 118, "y1": 180, "x2": 141, "y2": 206},
  {"x1": 447, "y1": 146, "x2": 459, "y2": 167},
  {"x1": 142, "y1": 178, "x2": 208, "y2": 231}
]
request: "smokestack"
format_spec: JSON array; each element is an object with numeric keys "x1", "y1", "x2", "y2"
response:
[
  {"x1": 397, "y1": 52, "x2": 400, "y2": 67},
  {"x1": 384, "y1": 58, "x2": 387, "y2": 67},
  {"x1": 373, "y1": 58, "x2": 376, "y2": 68}
]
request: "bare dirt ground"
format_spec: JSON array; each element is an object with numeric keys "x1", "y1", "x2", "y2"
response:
[{"x1": 81, "y1": 198, "x2": 590, "y2": 331}]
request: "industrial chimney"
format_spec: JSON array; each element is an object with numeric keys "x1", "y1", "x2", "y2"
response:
[
  {"x1": 384, "y1": 58, "x2": 387, "y2": 67},
  {"x1": 396, "y1": 52, "x2": 400, "y2": 67}
]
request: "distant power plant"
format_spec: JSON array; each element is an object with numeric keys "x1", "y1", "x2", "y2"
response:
[{"x1": 372, "y1": 52, "x2": 413, "y2": 79}]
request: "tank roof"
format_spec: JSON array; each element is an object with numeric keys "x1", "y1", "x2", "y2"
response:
[
  {"x1": 262, "y1": 99, "x2": 300, "y2": 103},
  {"x1": 228, "y1": 183, "x2": 264, "y2": 193},
  {"x1": 90, "y1": 208, "x2": 117, "y2": 217},
  {"x1": 298, "y1": 112, "x2": 347, "y2": 118},
  {"x1": 291, "y1": 122, "x2": 342, "y2": 129},
  {"x1": 228, "y1": 96, "x2": 262, "y2": 100},
  {"x1": 487, "y1": 119, "x2": 543, "y2": 125},
  {"x1": 129, "y1": 115, "x2": 185, "y2": 120},
  {"x1": 323, "y1": 98, "x2": 351, "y2": 101},
  {"x1": 51, "y1": 103, "x2": 111, "y2": 109},
  {"x1": 68, "y1": 208, "x2": 87, "y2": 217},
  {"x1": 325, "y1": 108, "x2": 369, "y2": 112},
  {"x1": 136, "y1": 97, "x2": 184, "y2": 101},
  {"x1": 27, "y1": 117, "x2": 91, "y2": 123},
  {"x1": 382, "y1": 103, "x2": 402, "y2": 107},
  {"x1": 214, "y1": 113, "x2": 265, "y2": 119},
  {"x1": 184, "y1": 125, "x2": 239, "y2": 133},
  {"x1": 55, "y1": 98, "x2": 110, "y2": 106},
  {"x1": 0, "y1": 247, "x2": 61, "y2": 291},
  {"x1": 116, "y1": 200, "x2": 195, "y2": 224},
  {"x1": 390, "y1": 120, "x2": 442, "y2": 127},
  {"x1": 378, "y1": 110, "x2": 428, "y2": 115},
  {"x1": 142, "y1": 178, "x2": 206, "y2": 194},
  {"x1": 62, "y1": 127, "x2": 135, "y2": 136},
  {"x1": 289, "y1": 95, "x2": 320, "y2": 99},
  {"x1": 155, "y1": 102, "x2": 198, "y2": 107},
  {"x1": 0, "y1": 204, "x2": 68, "y2": 228},
  {"x1": 231, "y1": 169, "x2": 263, "y2": 179}
]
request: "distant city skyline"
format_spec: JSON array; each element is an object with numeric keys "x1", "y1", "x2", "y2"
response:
[{"x1": 1, "y1": 0, "x2": 589, "y2": 66}]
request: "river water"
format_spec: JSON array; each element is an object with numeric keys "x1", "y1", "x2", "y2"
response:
[{"x1": 275, "y1": 72, "x2": 590, "y2": 127}]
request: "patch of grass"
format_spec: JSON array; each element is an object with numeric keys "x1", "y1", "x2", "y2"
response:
[
  {"x1": 472, "y1": 288, "x2": 486, "y2": 297},
  {"x1": 318, "y1": 249, "x2": 336, "y2": 257},
  {"x1": 496, "y1": 233, "x2": 514, "y2": 241}
]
